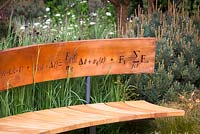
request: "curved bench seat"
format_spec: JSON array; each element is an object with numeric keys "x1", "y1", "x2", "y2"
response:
[
  {"x1": 0, "y1": 100, "x2": 185, "y2": 134},
  {"x1": 0, "y1": 38, "x2": 185, "y2": 134}
]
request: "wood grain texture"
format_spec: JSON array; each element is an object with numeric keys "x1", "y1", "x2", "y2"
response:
[
  {"x1": 0, "y1": 38, "x2": 185, "y2": 134},
  {"x1": 0, "y1": 38, "x2": 156, "y2": 91},
  {"x1": 0, "y1": 100, "x2": 185, "y2": 134}
]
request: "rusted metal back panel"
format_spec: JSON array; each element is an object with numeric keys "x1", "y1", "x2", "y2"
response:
[{"x1": 0, "y1": 38, "x2": 156, "y2": 91}]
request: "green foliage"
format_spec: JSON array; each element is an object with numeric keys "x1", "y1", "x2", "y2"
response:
[
  {"x1": 0, "y1": 22, "x2": 8, "y2": 38},
  {"x1": 127, "y1": 3, "x2": 200, "y2": 103},
  {"x1": 45, "y1": 0, "x2": 89, "y2": 17},
  {"x1": 154, "y1": 105, "x2": 200, "y2": 134},
  {"x1": 0, "y1": 1, "x2": 200, "y2": 133},
  {"x1": 13, "y1": 1, "x2": 45, "y2": 19}
]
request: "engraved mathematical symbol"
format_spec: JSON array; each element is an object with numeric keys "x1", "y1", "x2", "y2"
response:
[
  {"x1": 66, "y1": 66, "x2": 74, "y2": 72},
  {"x1": 66, "y1": 52, "x2": 77, "y2": 63},
  {"x1": 119, "y1": 51, "x2": 140, "y2": 65}
]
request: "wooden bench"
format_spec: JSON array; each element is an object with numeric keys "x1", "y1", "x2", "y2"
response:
[{"x1": 0, "y1": 38, "x2": 184, "y2": 134}]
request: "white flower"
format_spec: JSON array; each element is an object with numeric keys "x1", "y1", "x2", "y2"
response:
[
  {"x1": 80, "y1": 1, "x2": 87, "y2": 4},
  {"x1": 74, "y1": 25, "x2": 78, "y2": 28},
  {"x1": 46, "y1": 7, "x2": 50, "y2": 12},
  {"x1": 60, "y1": 26, "x2": 64, "y2": 31},
  {"x1": 67, "y1": 27, "x2": 73, "y2": 30},
  {"x1": 89, "y1": 22, "x2": 96, "y2": 25},
  {"x1": 67, "y1": 32, "x2": 71, "y2": 35},
  {"x1": 46, "y1": 19, "x2": 51, "y2": 22},
  {"x1": 59, "y1": 21, "x2": 62, "y2": 24},
  {"x1": 72, "y1": 14, "x2": 75, "y2": 18},
  {"x1": 45, "y1": 19, "x2": 51, "y2": 25},
  {"x1": 20, "y1": 26, "x2": 25, "y2": 30},
  {"x1": 55, "y1": 14, "x2": 61, "y2": 17},
  {"x1": 51, "y1": 29, "x2": 57, "y2": 32},
  {"x1": 106, "y1": 12, "x2": 112, "y2": 16},
  {"x1": 70, "y1": 3, "x2": 75, "y2": 7},
  {"x1": 67, "y1": 12, "x2": 71, "y2": 15},
  {"x1": 44, "y1": 15, "x2": 47, "y2": 18},
  {"x1": 42, "y1": 25, "x2": 48, "y2": 29},
  {"x1": 45, "y1": 21, "x2": 50, "y2": 25},
  {"x1": 80, "y1": 20, "x2": 85, "y2": 25},
  {"x1": 108, "y1": 32, "x2": 114, "y2": 35},
  {"x1": 34, "y1": 23, "x2": 40, "y2": 27},
  {"x1": 91, "y1": 12, "x2": 97, "y2": 17}
]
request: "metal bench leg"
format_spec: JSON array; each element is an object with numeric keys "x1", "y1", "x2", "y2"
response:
[
  {"x1": 84, "y1": 127, "x2": 96, "y2": 134},
  {"x1": 85, "y1": 76, "x2": 96, "y2": 134}
]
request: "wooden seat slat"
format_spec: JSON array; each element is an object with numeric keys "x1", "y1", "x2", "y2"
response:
[
  {"x1": 49, "y1": 107, "x2": 104, "y2": 118},
  {"x1": 16, "y1": 112, "x2": 82, "y2": 126},
  {"x1": 18, "y1": 108, "x2": 110, "y2": 125},
  {"x1": 87, "y1": 103, "x2": 143, "y2": 115},
  {"x1": 125, "y1": 101, "x2": 182, "y2": 112},
  {"x1": 0, "y1": 117, "x2": 61, "y2": 130},
  {"x1": 105, "y1": 101, "x2": 158, "y2": 113},
  {"x1": 0, "y1": 125, "x2": 40, "y2": 134},
  {"x1": 0, "y1": 101, "x2": 185, "y2": 134},
  {"x1": 125, "y1": 101, "x2": 185, "y2": 117},
  {"x1": 68, "y1": 104, "x2": 129, "y2": 116}
]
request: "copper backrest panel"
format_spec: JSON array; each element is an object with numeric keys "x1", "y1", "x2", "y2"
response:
[{"x1": 0, "y1": 38, "x2": 156, "y2": 91}]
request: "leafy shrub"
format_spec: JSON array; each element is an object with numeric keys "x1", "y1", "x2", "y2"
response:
[{"x1": 127, "y1": 4, "x2": 200, "y2": 103}]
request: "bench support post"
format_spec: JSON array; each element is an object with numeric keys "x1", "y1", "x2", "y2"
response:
[
  {"x1": 86, "y1": 76, "x2": 91, "y2": 103},
  {"x1": 85, "y1": 76, "x2": 96, "y2": 134}
]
